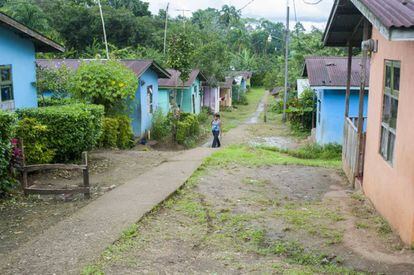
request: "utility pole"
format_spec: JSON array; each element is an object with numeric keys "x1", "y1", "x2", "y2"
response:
[
  {"x1": 97, "y1": 0, "x2": 109, "y2": 59},
  {"x1": 282, "y1": 1, "x2": 290, "y2": 123},
  {"x1": 176, "y1": 9, "x2": 191, "y2": 29},
  {"x1": 163, "y1": 3, "x2": 169, "y2": 55}
]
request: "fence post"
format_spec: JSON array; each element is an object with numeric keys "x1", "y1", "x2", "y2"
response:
[{"x1": 82, "y1": 152, "x2": 90, "y2": 199}]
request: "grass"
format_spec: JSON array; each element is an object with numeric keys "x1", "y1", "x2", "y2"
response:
[
  {"x1": 204, "y1": 144, "x2": 342, "y2": 169},
  {"x1": 220, "y1": 87, "x2": 265, "y2": 132}
]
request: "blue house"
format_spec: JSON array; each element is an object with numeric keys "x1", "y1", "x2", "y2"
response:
[
  {"x1": 158, "y1": 69, "x2": 207, "y2": 115},
  {"x1": 36, "y1": 59, "x2": 170, "y2": 137},
  {"x1": 303, "y1": 56, "x2": 369, "y2": 145},
  {"x1": 0, "y1": 12, "x2": 64, "y2": 111}
]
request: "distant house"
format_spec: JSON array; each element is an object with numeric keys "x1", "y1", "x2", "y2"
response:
[
  {"x1": 303, "y1": 56, "x2": 369, "y2": 145},
  {"x1": 158, "y1": 69, "x2": 207, "y2": 115},
  {"x1": 230, "y1": 71, "x2": 253, "y2": 91},
  {"x1": 0, "y1": 12, "x2": 64, "y2": 111},
  {"x1": 36, "y1": 59, "x2": 170, "y2": 137},
  {"x1": 219, "y1": 77, "x2": 235, "y2": 108},
  {"x1": 202, "y1": 85, "x2": 220, "y2": 114},
  {"x1": 324, "y1": 0, "x2": 414, "y2": 245}
]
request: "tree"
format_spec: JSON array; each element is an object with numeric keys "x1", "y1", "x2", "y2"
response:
[
  {"x1": 36, "y1": 65, "x2": 74, "y2": 101},
  {"x1": 167, "y1": 32, "x2": 195, "y2": 83},
  {"x1": 104, "y1": 0, "x2": 151, "y2": 17},
  {"x1": 71, "y1": 60, "x2": 138, "y2": 113}
]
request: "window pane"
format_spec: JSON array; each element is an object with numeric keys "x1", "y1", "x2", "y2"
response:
[
  {"x1": 385, "y1": 64, "x2": 392, "y2": 89},
  {"x1": 393, "y1": 65, "x2": 400, "y2": 92},
  {"x1": 380, "y1": 126, "x2": 388, "y2": 159},
  {"x1": 1, "y1": 85, "x2": 13, "y2": 101},
  {"x1": 382, "y1": 95, "x2": 391, "y2": 124},
  {"x1": 1, "y1": 68, "x2": 11, "y2": 82},
  {"x1": 387, "y1": 132, "x2": 396, "y2": 163},
  {"x1": 390, "y1": 98, "x2": 398, "y2": 129}
]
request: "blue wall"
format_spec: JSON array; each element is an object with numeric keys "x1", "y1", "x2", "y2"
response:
[
  {"x1": 130, "y1": 69, "x2": 159, "y2": 137},
  {"x1": 158, "y1": 89, "x2": 170, "y2": 115},
  {"x1": 0, "y1": 26, "x2": 38, "y2": 109},
  {"x1": 175, "y1": 78, "x2": 202, "y2": 114},
  {"x1": 316, "y1": 88, "x2": 369, "y2": 145}
]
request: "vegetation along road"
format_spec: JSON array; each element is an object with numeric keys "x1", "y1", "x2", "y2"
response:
[{"x1": 79, "y1": 89, "x2": 414, "y2": 275}]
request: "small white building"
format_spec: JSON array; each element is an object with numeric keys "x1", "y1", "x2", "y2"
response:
[{"x1": 297, "y1": 78, "x2": 310, "y2": 97}]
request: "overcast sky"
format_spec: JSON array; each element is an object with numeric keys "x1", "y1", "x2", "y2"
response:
[{"x1": 145, "y1": 0, "x2": 335, "y2": 30}]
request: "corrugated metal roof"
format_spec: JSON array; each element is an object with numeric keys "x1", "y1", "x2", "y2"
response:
[
  {"x1": 219, "y1": 77, "x2": 235, "y2": 89},
  {"x1": 0, "y1": 12, "x2": 64, "y2": 52},
  {"x1": 228, "y1": 71, "x2": 252, "y2": 79},
  {"x1": 36, "y1": 59, "x2": 170, "y2": 78},
  {"x1": 158, "y1": 69, "x2": 206, "y2": 88},
  {"x1": 359, "y1": 0, "x2": 414, "y2": 29},
  {"x1": 303, "y1": 56, "x2": 370, "y2": 87}
]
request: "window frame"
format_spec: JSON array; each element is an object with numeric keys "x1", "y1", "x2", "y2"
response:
[
  {"x1": 147, "y1": 85, "x2": 153, "y2": 114},
  {"x1": 0, "y1": 65, "x2": 14, "y2": 103},
  {"x1": 379, "y1": 60, "x2": 400, "y2": 165}
]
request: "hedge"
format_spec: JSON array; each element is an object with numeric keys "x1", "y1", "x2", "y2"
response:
[
  {"x1": 99, "y1": 116, "x2": 134, "y2": 149},
  {"x1": 176, "y1": 113, "x2": 199, "y2": 145},
  {"x1": 17, "y1": 104, "x2": 104, "y2": 162},
  {"x1": 0, "y1": 110, "x2": 17, "y2": 194}
]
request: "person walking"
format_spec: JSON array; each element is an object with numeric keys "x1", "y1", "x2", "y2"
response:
[{"x1": 211, "y1": 113, "x2": 222, "y2": 148}]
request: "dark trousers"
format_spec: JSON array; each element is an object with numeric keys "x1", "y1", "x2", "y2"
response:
[{"x1": 212, "y1": 130, "x2": 221, "y2": 148}]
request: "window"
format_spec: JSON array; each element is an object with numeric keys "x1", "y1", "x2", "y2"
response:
[
  {"x1": 380, "y1": 60, "x2": 400, "y2": 164},
  {"x1": 317, "y1": 99, "x2": 321, "y2": 124},
  {"x1": 0, "y1": 65, "x2": 13, "y2": 102},
  {"x1": 147, "y1": 85, "x2": 153, "y2": 114}
]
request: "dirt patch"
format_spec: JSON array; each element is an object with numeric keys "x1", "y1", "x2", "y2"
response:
[
  {"x1": 93, "y1": 165, "x2": 414, "y2": 274},
  {"x1": 0, "y1": 148, "x2": 175, "y2": 256}
]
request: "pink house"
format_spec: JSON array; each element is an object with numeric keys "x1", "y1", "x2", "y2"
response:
[{"x1": 324, "y1": 0, "x2": 414, "y2": 245}]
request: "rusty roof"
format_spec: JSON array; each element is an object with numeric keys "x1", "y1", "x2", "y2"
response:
[
  {"x1": 158, "y1": 69, "x2": 207, "y2": 88},
  {"x1": 219, "y1": 77, "x2": 235, "y2": 89},
  {"x1": 228, "y1": 71, "x2": 252, "y2": 79},
  {"x1": 0, "y1": 12, "x2": 64, "y2": 52},
  {"x1": 324, "y1": 0, "x2": 414, "y2": 46},
  {"x1": 36, "y1": 59, "x2": 170, "y2": 78},
  {"x1": 303, "y1": 56, "x2": 370, "y2": 87},
  {"x1": 359, "y1": 0, "x2": 414, "y2": 29}
]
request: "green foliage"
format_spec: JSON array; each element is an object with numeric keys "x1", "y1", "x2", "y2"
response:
[
  {"x1": 167, "y1": 32, "x2": 195, "y2": 84},
  {"x1": 36, "y1": 65, "x2": 74, "y2": 99},
  {"x1": 232, "y1": 85, "x2": 248, "y2": 105},
  {"x1": 151, "y1": 109, "x2": 172, "y2": 141},
  {"x1": 99, "y1": 117, "x2": 119, "y2": 149},
  {"x1": 175, "y1": 113, "x2": 200, "y2": 145},
  {"x1": 0, "y1": 110, "x2": 17, "y2": 195},
  {"x1": 71, "y1": 60, "x2": 137, "y2": 113},
  {"x1": 283, "y1": 143, "x2": 342, "y2": 161},
  {"x1": 38, "y1": 97, "x2": 81, "y2": 107},
  {"x1": 99, "y1": 116, "x2": 133, "y2": 149},
  {"x1": 16, "y1": 118, "x2": 55, "y2": 164},
  {"x1": 116, "y1": 115, "x2": 134, "y2": 149},
  {"x1": 286, "y1": 88, "x2": 315, "y2": 132},
  {"x1": 197, "y1": 107, "x2": 210, "y2": 123},
  {"x1": 17, "y1": 104, "x2": 104, "y2": 162}
]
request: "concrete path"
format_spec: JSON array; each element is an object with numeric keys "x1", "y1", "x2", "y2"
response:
[{"x1": 1, "y1": 148, "x2": 214, "y2": 275}]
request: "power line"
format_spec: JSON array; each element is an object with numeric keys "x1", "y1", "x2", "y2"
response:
[
  {"x1": 238, "y1": 0, "x2": 257, "y2": 12},
  {"x1": 302, "y1": 0, "x2": 324, "y2": 5}
]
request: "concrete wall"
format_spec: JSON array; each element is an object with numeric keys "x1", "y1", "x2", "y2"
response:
[
  {"x1": 158, "y1": 89, "x2": 170, "y2": 115},
  {"x1": 316, "y1": 87, "x2": 368, "y2": 145},
  {"x1": 363, "y1": 27, "x2": 414, "y2": 245},
  {"x1": 176, "y1": 78, "x2": 202, "y2": 114},
  {"x1": 0, "y1": 26, "x2": 37, "y2": 110},
  {"x1": 130, "y1": 69, "x2": 159, "y2": 137}
]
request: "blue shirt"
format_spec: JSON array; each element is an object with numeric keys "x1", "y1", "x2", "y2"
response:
[{"x1": 212, "y1": 119, "x2": 221, "y2": 132}]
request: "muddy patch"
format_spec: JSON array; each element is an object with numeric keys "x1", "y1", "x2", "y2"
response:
[{"x1": 93, "y1": 165, "x2": 414, "y2": 274}]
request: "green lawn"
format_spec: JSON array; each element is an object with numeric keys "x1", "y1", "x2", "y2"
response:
[{"x1": 220, "y1": 87, "x2": 265, "y2": 132}]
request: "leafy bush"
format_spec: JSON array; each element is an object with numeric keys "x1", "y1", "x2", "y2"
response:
[
  {"x1": 38, "y1": 97, "x2": 81, "y2": 107},
  {"x1": 99, "y1": 116, "x2": 134, "y2": 149},
  {"x1": 36, "y1": 64, "x2": 74, "y2": 99},
  {"x1": 0, "y1": 110, "x2": 17, "y2": 195},
  {"x1": 175, "y1": 113, "x2": 200, "y2": 145},
  {"x1": 99, "y1": 117, "x2": 119, "y2": 148},
  {"x1": 197, "y1": 107, "x2": 210, "y2": 123},
  {"x1": 286, "y1": 89, "x2": 315, "y2": 132},
  {"x1": 232, "y1": 85, "x2": 248, "y2": 105},
  {"x1": 151, "y1": 109, "x2": 172, "y2": 141},
  {"x1": 71, "y1": 60, "x2": 138, "y2": 113},
  {"x1": 17, "y1": 104, "x2": 104, "y2": 162},
  {"x1": 16, "y1": 118, "x2": 55, "y2": 164},
  {"x1": 116, "y1": 116, "x2": 134, "y2": 149}
]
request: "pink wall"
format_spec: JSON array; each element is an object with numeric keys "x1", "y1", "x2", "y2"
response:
[{"x1": 363, "y1": 27, "x2": 414, "y2": 245}]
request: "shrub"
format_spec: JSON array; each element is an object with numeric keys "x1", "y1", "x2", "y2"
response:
[
  {"x1": 17, "y1": 104, "x2": 104, "y2": 162},
  {"x1": 286, "y1": 89, "x2": 315, "y2": 132},
  {"x1": 36, "y1": 64, "x2": 74, "y2": 99},
  {"x1": 175, "y1": 113, "x2": 200, "y2": 145},
  {"x1": 116, "y1": 116, "x2": 134, "y2": 149},
  {"x1": 0, "y1": 110, "x2": 17, "y2": 195},
  {"x1": 232, "y1": 85, "x2": 248, "y2": 105},
  {"x1": 151, "y1": 110, "x2": 172, "y2": 141},
  {"x1": 16, "y1": 118, "x2": 55, "y2": 164},
  {"x1": 71, "y1": 60, "x2": 138, "y2": 113},
  {"x1": 287, "y1": 143, "x2": 342, "y2": 160},
  {"x1": 38, "y1": 97, "x2": 81, "y2": 107},
  {"x1": 197, "y1": 107, "x2": 210, "y2": 123},
  {"x1": 99, "y1": 117, "x2": 119, "y2": 148}
]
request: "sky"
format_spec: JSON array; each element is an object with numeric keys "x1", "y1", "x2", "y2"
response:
[{"x1": 145, "y1": 0, "x2": 335, "y2": 30}]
